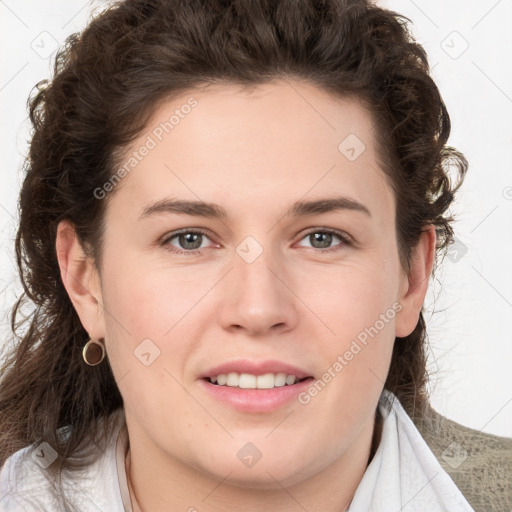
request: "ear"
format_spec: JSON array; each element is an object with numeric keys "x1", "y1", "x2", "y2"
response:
[
  {"x1": 55, "y1": 220, "x2": 106, "y2": 339},
  {"x1": 395, "y1": 225, "x2": 436, "y2": 338}
]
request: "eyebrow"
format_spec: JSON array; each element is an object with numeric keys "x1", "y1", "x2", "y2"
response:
[{"x1": 139, "y1": 196, "x2": 371, "y2": 220}]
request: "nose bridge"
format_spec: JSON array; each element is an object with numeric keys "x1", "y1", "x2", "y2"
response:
[{"x1": 221, "y1": 236, "x2": 297, "y2": 334}]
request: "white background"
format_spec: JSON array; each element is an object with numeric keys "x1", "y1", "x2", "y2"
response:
[{"x1": 0, "y1": 1, "x2": 511, "y2": 437}]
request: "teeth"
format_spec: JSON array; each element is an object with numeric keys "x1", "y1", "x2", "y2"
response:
[
  {"x1": 238, "y1": 373, "x2": 256, "y2": 388},
  {"x1": 285, "y1": 374, "x2": 296, "y2": 386},
  {"x1": 226, "y1": 372, "x2": 238, "y2": 386},
  {"x1": 208, "y1": 372, "x2": 302, "y2": 389}
]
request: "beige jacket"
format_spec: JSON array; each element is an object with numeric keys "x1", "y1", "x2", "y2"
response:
[{"x1": 413, "y1": 401, "x2": 512, "y2": 512}]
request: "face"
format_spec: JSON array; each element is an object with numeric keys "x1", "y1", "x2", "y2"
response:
[{"x1": 62, "y1": 80, "x2": 428, "y2": 490}]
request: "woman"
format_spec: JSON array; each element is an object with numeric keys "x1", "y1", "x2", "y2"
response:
[{"x1": 0, "y1": 0, "x2": 509, "y2": 510}]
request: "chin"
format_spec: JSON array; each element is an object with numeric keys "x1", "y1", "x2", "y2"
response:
[{"x1": 196, "y1": 452, "x2": 315, "y2": 490}]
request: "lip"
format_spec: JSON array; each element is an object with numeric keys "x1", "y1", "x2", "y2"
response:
[
  {"x1": 199, "y1": 359, "x2": 312, "y2": 380},
  {"x1": 198, "y1": 377, "x2": 315, "y2": 413},
  {"x1": 198, "y1": 359, "x2": 315, "y2": 413}
]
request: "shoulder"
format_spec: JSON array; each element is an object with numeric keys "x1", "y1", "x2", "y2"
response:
[
  {"x1": 413, "y1": 401, "x2": 512, "y2": 512},
  {"x1": 0, "y1": 408, "x2": 127, "y2": 512},
  {"x1": 0, "y1": 443, "x2": 61, "y2": 511}
]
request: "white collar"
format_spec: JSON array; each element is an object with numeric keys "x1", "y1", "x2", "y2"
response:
[{"x1": 347, "y1": 389, "x2": 474, "y2": 511}]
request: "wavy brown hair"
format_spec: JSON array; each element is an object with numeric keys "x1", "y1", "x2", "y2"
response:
[{"x1": 0, "y1": 0, "x2": 467, "y2": 508}]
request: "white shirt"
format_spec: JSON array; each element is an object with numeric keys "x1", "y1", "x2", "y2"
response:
[{"x1": 0, "y1": 389, "x2": 475, "y2": 511}]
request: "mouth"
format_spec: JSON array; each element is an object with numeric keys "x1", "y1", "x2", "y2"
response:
[{"x1": 198, "y1": 359, "x2": 315, "y2": 412}]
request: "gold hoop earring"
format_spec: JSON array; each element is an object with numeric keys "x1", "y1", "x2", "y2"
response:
[{"x1": 82, "y1": 338, "x2": 106, "y2": 366}]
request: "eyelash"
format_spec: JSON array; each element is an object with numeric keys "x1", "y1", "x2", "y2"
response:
[{"x1": 160, "y1": 227, "x2": 353, "y2": 256}]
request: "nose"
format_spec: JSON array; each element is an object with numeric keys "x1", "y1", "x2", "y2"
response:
[{"x1": 218, "y1": 246, "x2": 299, "y2": 337}]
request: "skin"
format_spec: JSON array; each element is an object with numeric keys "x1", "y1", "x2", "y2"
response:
[{"x1": 56, "y1": 79, "x2": 436, "y2": 512}]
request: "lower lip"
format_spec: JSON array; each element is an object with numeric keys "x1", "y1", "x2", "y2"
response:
[{"x1": 198, "y1": 378, "x2": 315, "y2": 413}]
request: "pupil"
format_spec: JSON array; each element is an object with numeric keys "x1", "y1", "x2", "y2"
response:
[
  {"x1": 312, "y1": 232, "x2": 331, "y2": 248},
  {"x1": 181, "y1": 233, "x2": 201, "y2": 249}
]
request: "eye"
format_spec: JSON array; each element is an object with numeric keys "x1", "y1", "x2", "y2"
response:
[
  {"x1": 296, "y1": 228, "x2": 352, "y2": 253},
  {"x1": 160, "y1": 227, "x2": 353, "y2": 256},
  {"x1": 160, "y1": 229, "x2": 214, "y2": 255}
]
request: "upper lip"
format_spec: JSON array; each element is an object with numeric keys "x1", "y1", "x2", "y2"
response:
[{"x1": 200, "y1": 359, "x2": 313, "y2": 380}]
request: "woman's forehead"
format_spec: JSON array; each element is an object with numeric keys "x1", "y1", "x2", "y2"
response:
[{"x1": 112, "y1": 80, "x2": 385, "y2": 201}]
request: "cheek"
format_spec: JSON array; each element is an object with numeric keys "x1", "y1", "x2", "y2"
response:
[
  {"x1": 295, "y1": 270, "x2": 398, "y2": 465},
  {"x1": 303, "y1": 259, "x2": 400, "y2": 393},
  {"x1": 100, "y1": 256, "x2": 201, "y2": 338},
  {"x1": 98, "y1": 263, "x2": 198, "y2": 424},
  {"x1": 98, "y1": 256, "x2": 217, "y2": 398},
  {"x1": 307, "y1": 259, "x2": 400, "y2": 338}
]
